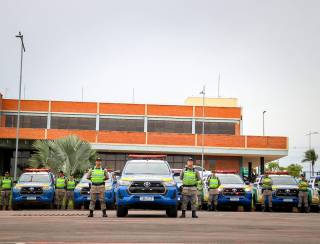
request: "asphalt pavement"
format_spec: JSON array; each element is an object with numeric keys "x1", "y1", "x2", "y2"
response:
[{"x1": 0, "y1": 210, "x2": 320, "y2": 244}]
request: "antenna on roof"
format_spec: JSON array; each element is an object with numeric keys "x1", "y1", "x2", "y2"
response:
[
  {"x1": 132, "y1": 88, "x2": 135, "y2": 103},
  {"x1": 81, "y1": 86, "x2": 84, "y2": 102}
]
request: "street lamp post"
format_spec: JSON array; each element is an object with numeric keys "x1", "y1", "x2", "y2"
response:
[
  {"x1": 200, "y1": 86, "x2": 206, "y2": 177},
  {"x1": 262, "y1": 111, "x2": 267, "y2": 136},
  {"x1": 14, "y1": 32, "x2": 26, "y2": 181}
]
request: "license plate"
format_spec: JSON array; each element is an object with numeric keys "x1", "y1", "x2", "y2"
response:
[
  {"x1": 87, "y1": 196, "x2": 91, "y2": 200},
  {"x1": 283, "y1": 199, "x2": 293, "y2": 202},
  {"x1": 27, "y1": 196, "x2": 37, "y2": 201},
  {"x1": 230, "y1": 197, "x2": 239, "y2": 201},
  {"x1": 140, "y1": 196, "x2": 154, "y2": 201}
]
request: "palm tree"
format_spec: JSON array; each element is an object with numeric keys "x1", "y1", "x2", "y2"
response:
[
  {"x1": 29, "y1": 135, "x2": 97, "y2": 177},
  {"x1": 302, "y1": 149, "x2": 318, "y2": 176}
]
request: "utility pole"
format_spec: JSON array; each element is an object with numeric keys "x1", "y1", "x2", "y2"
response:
[
  {"x1": 200, "y1": 85, "x2": 206, "y2": 177},
  {"x1": 14, "y1": 32, "x2": 26, "y2": 181},
  {"x1": 262, "y1": 111, "x2": 267, "y2": 136}
]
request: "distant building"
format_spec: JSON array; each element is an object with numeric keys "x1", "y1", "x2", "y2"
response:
[{"x1": 0, "y1": 93, "x2": 288, "y2": 176}]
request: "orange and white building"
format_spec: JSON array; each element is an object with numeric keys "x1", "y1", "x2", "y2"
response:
[{"x1": 0, "y1": 93, "x2": 288, "y2": 175}]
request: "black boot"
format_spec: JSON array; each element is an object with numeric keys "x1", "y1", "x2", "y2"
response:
[
  {"x1": 192, "y1": 210, "x2": 198, "y2": 218},
  {"x1": 102, "y1": 209, "x2": 108, "y2": 217},
  {"x1": 180, "y1": 210, "x2": 186, "y2": 218},
  {"x1": 88, "y1": 210, "x2": 93, "y2": 217}
]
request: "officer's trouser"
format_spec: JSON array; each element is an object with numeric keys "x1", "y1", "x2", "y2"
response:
[
  {"x1": 55, "y1": 189, "x2": 66, "y2": 208},
  {"x1": 1, "y1": 190, "x2": 11, "y2": 208},
  {"x1": 262, "y1": 189, "x2": 272, "y2": 208},
  {"x1": 181, "y1": 186, "x2": 197, "y2": 211},
  {"x1": 65, "y1": 190, "x2": 74, "y2": 209},
  {"x1": 298, "y1": 191, "x2": 308, "y2": 208},
  {"x1": 208, "y1": 189, "x2": 219, "y2": 208},
  {"x1": 89, "y1": 185, "x2": 106, "y2": 211},
  {"x1": 197, "y1": 193, "x2": 202, "y2": 208}
]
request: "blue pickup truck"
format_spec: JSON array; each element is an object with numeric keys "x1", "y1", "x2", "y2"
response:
[
  {"x1": 115, "y1": 157, "x2": 178, "y2": 217},
  {"x1": 12, "y1": 169, "x2": 55, "y2": 209}
]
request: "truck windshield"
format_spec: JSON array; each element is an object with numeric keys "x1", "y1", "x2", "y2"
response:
[
  {"x1": 124, "y1": 161, "x2": 170, "y2": 175},
  {"x1": 19, "y1": 174, "x2": 50, "y2": 183},
  {"x1": 218, "y1": 174, "x2": 243, "y2": 184},
  {"x1": 269, "y1": 176, "x2": 297, "y2": 185}
]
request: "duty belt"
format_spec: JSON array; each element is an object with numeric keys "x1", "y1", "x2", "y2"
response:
[
  {"x1": 183, "y1": 185, "x2": 197, "y2": 187},
  {"x1": 91, "y1": 183, "x2": 105, "y2": 186}
]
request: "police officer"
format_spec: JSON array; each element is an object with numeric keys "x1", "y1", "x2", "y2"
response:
[
  {"x1": 0, "y1": 172, "x2": 12, "y2": 210},
  {"x1": 298, "y1": 174, "x2": 309, "y2": 213},
  {"x1": 87, "y1": 157, "x2": 108, "y2": 217},
  {"x1": 207, "y1": 170, "x2": 221, "y2": 211},
  {"x1": 65, "y1": 175, "x2": 76, "y2": 209},
  {"x1": 261, "y1": 173, "x2": 273, "y2": 212},
  {"x1": 180, "y1": 157, "x2": 201, "y2": 218},
  {"x1": 196, "y1": 179, "x2": 203, "y2": 210},
  {"x1": 55, "y1": 171, "x2": 67, "y2": 210}
]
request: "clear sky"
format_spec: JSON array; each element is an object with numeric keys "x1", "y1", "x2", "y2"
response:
[{"x1": 0, "y1": 0, "x2": 319, "y2": 170}]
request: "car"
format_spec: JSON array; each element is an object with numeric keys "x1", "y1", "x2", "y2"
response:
[
  {"x1": 308, "y1": 176, "x2": 320, "y2": 212},
  {"x1": 212, "y1": 171, "x2": 252, "y2": 211},
  {"x1": 12, "y1": 168, "x2": 55, "y2": 209},
  {"x1": 115, "y1": 155, "x2": 178, "y2": 217},
  {"x1": 73, "y1": 172, "x2": 115, "y2": 209},
  {"x1": 252, "y1": 172, "x2": 299, "y2": 211}
]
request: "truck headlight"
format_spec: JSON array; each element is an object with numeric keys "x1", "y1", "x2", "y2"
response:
[
  {"x1": 105, "y1": 184, "x2": 113, "y2": 190},
  {"x1": 75, "y1": 186, "x2": 82, "y2": 190},
  {"x1": 163, "y1": 181, "x2": 176, "y2": 187},
  {"x1": 43, "y1": 185, "x2": 52, "y2": 190},
  {"x1": 118, "y1": 180, "x2": 131, "y2": 186},
  {"x1": 14, "y1": 185, "x2": 22, "y2": 190}
]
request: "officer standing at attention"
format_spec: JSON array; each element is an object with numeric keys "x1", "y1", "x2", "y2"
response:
[
  {"x1": 180, "y1": 157, "x2": 201, "y2": 218},
  {"x1": 65, "y1": 175, "x2": 76, "y2": 209},
  {"x1": 298, "y1": 174, "x2": 309, "y2": 213},
  {"x1": 87, "y1": 157, "x2": 108, "y2": 217},
  {"x1": 55, "y1": 171, "x2": 67, "y2": 210},
  {"x1": 261, "y1": 173, "x2": 273, "y2": 212},
  {"x1": 207, "y1": 170, "x2": 221, "y2": 211},
  {"x1": 0, "y1": 171, "x2": 12, "y2": 210}
]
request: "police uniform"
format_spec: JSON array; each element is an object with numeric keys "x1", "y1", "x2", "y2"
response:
[
  {"x1": 55, "y1": 176, "x2": 67, "y2": 209},
  {"x1": 87, "y1": 166, "x2": 109, "y2": 217},
  {"x1": 0, "y1": 175, "x2": 12, "y2": 210},
  {"x1": 261, "y1": 176, "x2": 273, "y2": 211},
  {"x1": 65, "y1": 178, "x2": 76, "y2": 209},
  {"x1": 298, "y1": 178, "x2": 309, "y2": 212},
  {"x1": 207, "y1": 175, "x2": 220, "y2": 211},
  {"x1": 180, "y1": 166, "x2": 201, "y2": 218}
]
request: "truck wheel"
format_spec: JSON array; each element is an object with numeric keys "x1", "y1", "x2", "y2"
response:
[
  {"x1": 253, "y1": 197, "x2": 261, "y2": 211},
  {"x1": 244, "y1": 204, "x2": 252, "y2": 212},
  {"x1": 11, "y1": 203, "x2": 19, "y2": 210},
  {"x1": 166, "y1": 206, "x2": 178, "y2": 218},
  {"x1": 117, "y1": 206, "x2": 128, "y2": 217}
]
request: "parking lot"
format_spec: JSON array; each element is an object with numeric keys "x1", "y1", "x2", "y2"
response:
[{"x1": 1, "y1": 210, "x2": 320, "y2": 244}]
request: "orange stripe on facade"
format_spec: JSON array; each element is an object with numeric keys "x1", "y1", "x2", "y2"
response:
[{"x1": 2, "y1": 99, "x2": 49, "y2": 112}]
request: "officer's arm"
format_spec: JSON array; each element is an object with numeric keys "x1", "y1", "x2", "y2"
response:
[
  {"x1": 180, "y1": 171, "x2": 184, "y2": 180},
  {"x1": 206, "y1": 176, "x2": 210, "y2": 186},
  {"x1": 218, "y1": 178, "x2": 221, "y2": 187},
  {"x1": 196, "y1": 171, "x2": 201, "y2": 181},
  {"x1": 87, "y1": 169, "x2": 92, "y2": 180}
]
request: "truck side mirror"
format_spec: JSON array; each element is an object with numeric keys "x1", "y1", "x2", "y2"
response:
[
  {"x1": 245, "y1": 181, "x2": 250, "y2": 185},
  {"x1": 13, "y1": 180, "x2": 18, "y2": 184}
]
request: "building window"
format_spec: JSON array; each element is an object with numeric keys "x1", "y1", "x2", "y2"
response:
[
  {"x1": 148, "y1": 120, "x2": 192, "y2": 134},
  {"x1": 51, "y1": 116, "x2": 96, "y2": 130},
  {"x1": 195, "y1": 121, "x2": 235, "y2": 135},
  {"x1": 5, "y1": 115, "x2": 47, "y2": 129},
  {"x1": 99, "y1": 118, "x2": 144, "y2": 132}
]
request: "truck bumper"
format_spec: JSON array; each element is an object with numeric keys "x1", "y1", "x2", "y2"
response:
[
  {"x1": 73, "y1": 190, "x2": 114, "y2": 207},
  {"x1": 218, "y1": 193, "x2": 252, "y2": 207},
  {"x1": 12, "y1": 190, "x2": 54, "y2": 205}
]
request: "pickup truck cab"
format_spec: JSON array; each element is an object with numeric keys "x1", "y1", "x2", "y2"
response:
[
  {"x1": 12, "y1": 169, "x2": 55, "y2": 209},
  {"x1": 253, "y1": 172, "x2": 299, "y2": 211},
  {"x1": 115, "y1": 157, "x2": 178, "y2": 217}
]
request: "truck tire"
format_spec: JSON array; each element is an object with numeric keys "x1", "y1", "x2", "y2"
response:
[
  {"x1": 11, "y1": 203, "x2": 19, "y2": 210},
  {"x1": 166, "y1": 206, "x2": 178, "y2": 218},
  {"x1": 117, "y1": 206, "x2": 128, "y2": 217}
]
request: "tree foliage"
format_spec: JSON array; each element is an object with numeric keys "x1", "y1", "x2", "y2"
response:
[
  {"x1": 266, "y1": 161, "x2": 280, "y2": 172},
  {"x1": 302, "y1": 149, "x2": 318, "y2": 176},
  {"x1": 29, "y1": 135, "x2": 97, "y2": 177},
  {"x1": 287, "y1": 164, "x2": 303, "y2": 178}
]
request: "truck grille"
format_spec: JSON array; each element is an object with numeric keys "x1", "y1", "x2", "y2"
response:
[
  {"x1": 20, "y1": 186, "x2": 43, "y2": 195},
  {"x1": 128, "y1": 181, "x2": 166, "y2": 194},
  {"x1": 223, "y1": 188, "x2": 245, "y2": 196},
  {"x1": 276, "y1": 189, "x2": 298, "y2": 197},
  {"x1": 80, "y1": 187, "x2": 90, "y2": 195}
]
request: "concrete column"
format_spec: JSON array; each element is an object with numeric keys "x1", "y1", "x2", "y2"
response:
[
  {"x1": 260, "y1": 157, "x2": 265, "y2": 175},
  {"x1": 192, "y1": 118, "x2": 195, "y2": 134}
]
